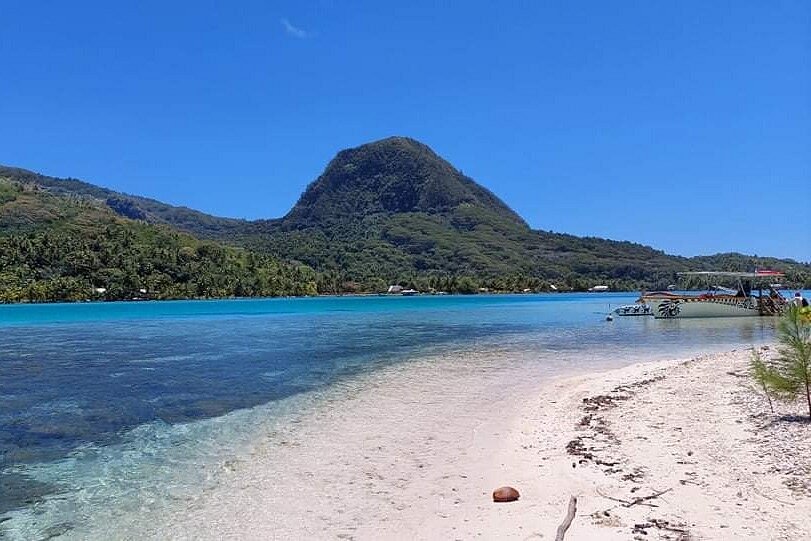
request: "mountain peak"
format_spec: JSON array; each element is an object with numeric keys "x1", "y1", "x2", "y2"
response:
[{"x1": 282, "y1": 137, "x2": 527, "y2": 228}]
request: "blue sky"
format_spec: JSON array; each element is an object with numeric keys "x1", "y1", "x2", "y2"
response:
[{"x1": 1, "y1": 1, "x2": 809, "y2": 261}]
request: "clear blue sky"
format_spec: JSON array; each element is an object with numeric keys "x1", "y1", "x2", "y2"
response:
[{"x1": 1, "y1": 1, "x2": 809, "y2": 261}]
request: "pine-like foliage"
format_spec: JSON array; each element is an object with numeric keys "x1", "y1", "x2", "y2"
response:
[{"x1": 751, "y1": 307, "x2": 811, "y2": 417}]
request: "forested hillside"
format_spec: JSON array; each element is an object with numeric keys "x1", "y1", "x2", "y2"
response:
[
  {"x1": 251, "y1": 137, "x2": 810, "y2": 290},
  {"x1": 0, "y1": 179, "x2": 317, "y2": 302},
  {"x1": 1, "y1": 136, "x2": 808, "y2": 303}
]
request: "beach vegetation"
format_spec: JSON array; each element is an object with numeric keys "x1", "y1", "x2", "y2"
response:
[{"x1": 751, "y1": 306, "x2": 811, "y2": 417}]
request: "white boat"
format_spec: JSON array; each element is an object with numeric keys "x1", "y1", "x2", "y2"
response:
[
  {"x1": 640, "y1": 271, "x2": 788, "y2": 319},
  {"x1": 613, "y1": 304, "x2": 653, "y2": 316}
]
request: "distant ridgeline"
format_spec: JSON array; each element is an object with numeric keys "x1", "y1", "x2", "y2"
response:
[
  {"x1": 1, "y1": 137, "x2": 808, "y2": 302},
  {"x1": 0, "y1": 178, "x2": 318, "y2": 302}
]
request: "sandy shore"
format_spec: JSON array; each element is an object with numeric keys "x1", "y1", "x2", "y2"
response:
[
  {"x1": 516, "y1": 348, "x2": 811, "y2": 540},
  {"x1": 149, "y1": 348, "x2": 811, "y2": 540}
]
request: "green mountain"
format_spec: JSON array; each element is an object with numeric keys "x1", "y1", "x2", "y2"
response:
[
  {"x1": 0, "y1": 177, "x2": 318, "y2": 302},
  {"x1": 256, "y1": 137, "x2": 684, "y2": 289},
  {"x1": 252, "y1": 137, "x2": 810, "y2": 291},
  {"x1": 0, "y1": 165, "x2": 250, "y2": 239},
  {"x1": 282, "y1": 137, "x2": 527, "y2": 227},
  {"x1": 1, "y1": 136, "x2": 808, "y2": 301}
]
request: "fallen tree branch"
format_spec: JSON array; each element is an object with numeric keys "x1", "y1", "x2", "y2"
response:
[
  {"x1": 594, "y1": 487, "x2": 672, "y2": 509},
  {"x1": 595, "y1": 487, "x2": 630, "y2": 506},
  {"x1": 753, "y1": 487, "x2": 795, "y2": 506},
  {"x1": 651, "y1": 518, "x2": 689, "y2": 534},
  {"x1": 624, "y1": 487, "x2": 672, "y2": 508},
  {"x1": 595, "y1": 487, "x2": 658, "y2": 508},
  {"x1": 554, "y1": 495, "x2": 577, "y2": 541}
]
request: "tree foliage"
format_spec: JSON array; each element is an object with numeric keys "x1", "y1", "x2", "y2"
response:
[
  {"x1": 1, "y1": 136, "x2": 809, "y2": 301},
  {"x1": 751, "y1": 306, "x2": 811, "y2": 417},
  {"x1": 0, "y1": 179, "x2": 318, "y2": 302}
]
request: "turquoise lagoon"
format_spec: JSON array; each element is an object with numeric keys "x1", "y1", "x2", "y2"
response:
[{"x1": 0, "y1": 293, "x2": 782, "y2": 538}]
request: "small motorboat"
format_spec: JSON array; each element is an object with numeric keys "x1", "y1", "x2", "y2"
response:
[
  {"x1": 640, "y1": 270, "x2": 788, "y2": 319},
  {"x1": 613, "y1": 304, "x2": 653, "y2": 316}
]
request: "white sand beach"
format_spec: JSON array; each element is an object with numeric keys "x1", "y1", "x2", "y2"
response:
[{"x1": 147, "y1": 347, "x2": 811, "y2": 540}]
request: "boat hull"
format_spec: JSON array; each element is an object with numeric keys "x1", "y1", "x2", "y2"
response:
[
  {"x1": 644, "y1": 296, "x2": 760, "y2": 319},
  {"x1": 614, "y1": 304, "x2": 653, "y2": 316}
]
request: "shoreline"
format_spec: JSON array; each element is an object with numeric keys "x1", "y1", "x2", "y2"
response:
[
  {"x1": 138, "y1": 347, "x2": 811, "y2": 540},
  {"x1": 519, "y1": 348, "x2": 811, "y2": 540},
  {"x1": 6, "y1": 345, "x2": 807, "y2": 540},
  {"x1": 0, "y1": 290, "x2": 641, "y2": 308},
  {"x1": 2, "y1": 299, "x2": 787, "y2": 540}
]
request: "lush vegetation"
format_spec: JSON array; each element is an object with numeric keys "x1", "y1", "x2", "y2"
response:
[
  {"x1": 252, "y1": 137, "x2": 810, "y2": 290},
  {"x1": 0, "y1": 180, "x2": 318, "y2": 302},
  {"x1": 751, "y1": 306, "x2": 811, "y2": 417},
  {"x1": 1, "y1": 136, "x2": 809, "y2": 303}
]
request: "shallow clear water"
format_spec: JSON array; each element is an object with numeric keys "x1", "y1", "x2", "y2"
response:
[{"x1": 0, "y1": 293, "x2": 784, "y2": 538}]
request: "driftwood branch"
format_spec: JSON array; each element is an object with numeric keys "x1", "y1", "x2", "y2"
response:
[
  {"x1": 653, "y1": 520, "x2": 688, "y2": 534},
  {"x1": 753, "y1": 487, "x2": 795, "y2": 506},
  {"x1": 595, "y1": 487, "x2": 672, "y2": 508},
  {"x1": 554, "y1": 495, "x2": 577, "y2": 541},
  {"x1": 634, "y1": 519, "x2": 689, "y2": 536},
  {"x1": 625, "y1": 487, "x2": 672, "y2": 507},
  {"x1": 595, "y1": 487, "x2": 630, "y2": 506}
]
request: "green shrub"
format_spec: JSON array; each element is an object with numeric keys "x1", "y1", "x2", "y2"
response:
[{"x1": 751, "y1": 307, "x2": 811, "y2": 417}]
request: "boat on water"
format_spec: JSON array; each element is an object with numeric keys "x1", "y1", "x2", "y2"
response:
[
  {"x1": 640, "y1": 271, "x2": 789, "y2": 319},
  {"x1": 613, "y1": 304, "x2": 653, "y2": 316}
]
